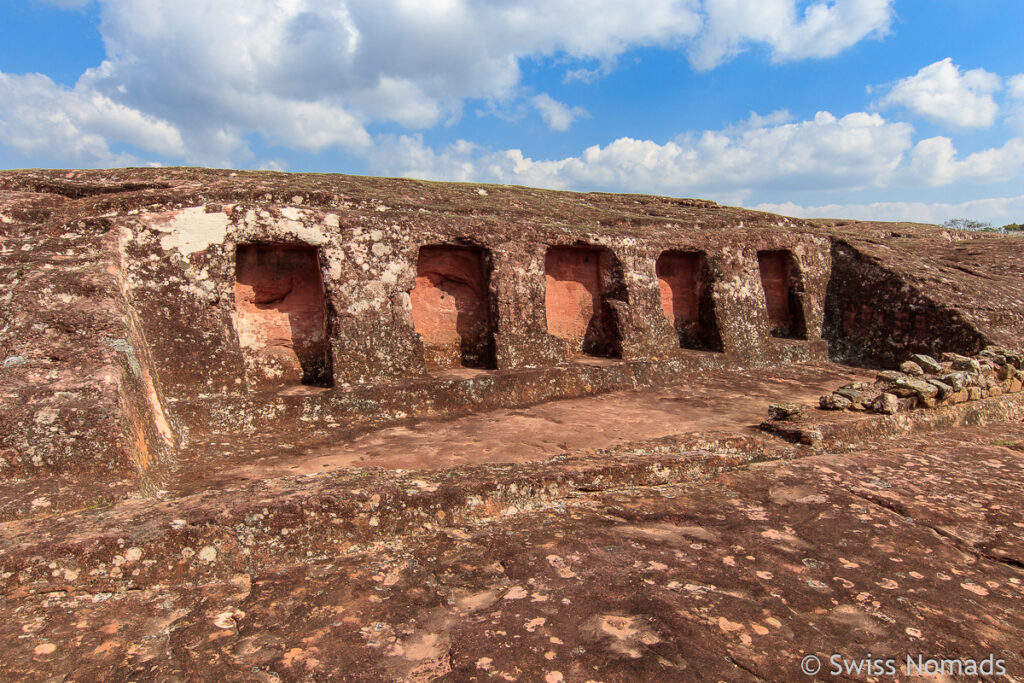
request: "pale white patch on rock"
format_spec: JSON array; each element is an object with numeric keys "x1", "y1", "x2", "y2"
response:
[{"x1": 150, "y1": 207, "x2": 230, "y2": 255}]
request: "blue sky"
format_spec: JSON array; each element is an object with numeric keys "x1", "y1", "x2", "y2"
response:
[{"x1": 1, "y1": 0, "x2": 1022, "y2": 224}]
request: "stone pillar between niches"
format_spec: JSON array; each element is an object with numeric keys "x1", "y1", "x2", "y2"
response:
[
  {"x1": 609, "y1": 246, "x2": 677, "y2": 360},
  {"x1": 709, "y1": 246, "x2": 777, "y2": 362},
  {"x1": 790, "y1": 238, "x2": 830, "y2": 342},
  {"x1": 325, "y1": 247, "x2": 426, "y2": 386},
  {"x1": 492, "y1": 242, "x2": 561, "y2": 370}
]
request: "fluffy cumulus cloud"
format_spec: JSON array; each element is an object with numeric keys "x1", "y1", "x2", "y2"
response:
[
  {"x1": 904, "y1": 136, "x2": 1024, "y2": 186},
  {"x1": 1, "y1": 0, "x2": 709, "y2": 165},
  {"x1": 370, "y1": 109, "x2": 1024, "y2": 208},
  {"x1": 0, "y1": 0, "x2": 899, "y2": 166},
  {"x1": 530, "y1": 94, "x2": 587, "y2": 131},
  {"x1": 756, "y1": 194, "x2": 1024, "y2": 225},
  {"x1": 1011, "y1": 75, "x2": 1024, "y2": 100},
  {"x1": 689, "y1": 0, "x2": 893, "y2": 70},
  {"x1": 0, "y1": 71, "x2": 183, "y2": 166},
  {"x1": 879, "y1": 58, "x2": 1002, "y2": 129},
  {"x1": 370, "y1": 111, "x2": 914, "y2": 200},
  {"x1": 1007, "y1": 73, "x2": 1024, "y2": 131}
]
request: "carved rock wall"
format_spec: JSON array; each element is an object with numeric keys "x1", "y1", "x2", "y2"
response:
[{"x1": 3, "y1": 168, "x2": 1018, "y2": 489}]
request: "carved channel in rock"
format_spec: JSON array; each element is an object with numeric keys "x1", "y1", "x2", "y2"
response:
[
  {"x1": 757, "y1": 250, "x2": 806, "y2": 339},
  {"x1": 411, "y1": 245, "x2": 495, "y2": 369},
  {"x1": 234, "y1": 245, "x2": 332, "y2": 388},
  {"x1": 544, "y1": 246, "x2": 622, "y2": 359},
  {"x1": 656, "y1": 251, "x2": 723, "y2": 351}
]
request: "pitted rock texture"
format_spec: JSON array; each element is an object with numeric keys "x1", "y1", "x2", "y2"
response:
[
  {"x1": 4, "y1": 168, "x2": 1021, "y2": 493},
  {"x1": 3, "y1": 168, "x2": 1024, "y2": 680},
  {"x1": 1, "y1": 423, "x2": 1022, "y2": 681}
]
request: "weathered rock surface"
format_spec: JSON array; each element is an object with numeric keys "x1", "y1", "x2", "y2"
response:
[
  {"x1": 3, "y1": 168, "x2": 1022, "y2": 496},
  {"x1": 1, "y1": 422, "x2": 1023, "y2": 681},
  {"x1": 2, "y1": 168, "x2": 1024, "y2": 680}
]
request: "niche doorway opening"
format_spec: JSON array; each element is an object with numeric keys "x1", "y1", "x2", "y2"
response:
[
  {"x1": 410, "y1": 245, "x2": 496, "y2": 370},
  {"x1": 544, "y1": 246, "x2": 623, "y2": 359},
  {"x1": 234, "y1": 244, "x2": 333, "y2": 388},
  {"x1": 757, "y1": 250, "x2": 807, "y2": 339},
  {"x1": 656, "y1": 251, "x2": 723, "y2": 352}
]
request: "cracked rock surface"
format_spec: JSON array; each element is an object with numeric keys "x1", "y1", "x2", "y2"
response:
[{"x1": 2, "y1": 423, "x2": 1022, "y2": 681}]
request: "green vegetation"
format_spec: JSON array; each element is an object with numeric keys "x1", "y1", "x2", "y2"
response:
[
  {"x1": 943, "y1": 218, "x2": 1024, "y2": 234},
  {"x1": 84, "y1": 495, "x2": 115, "y2": 510}
]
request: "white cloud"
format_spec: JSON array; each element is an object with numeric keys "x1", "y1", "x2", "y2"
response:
[
  {"x1": 880, "y1": 58, "x2": 1002, "y2": 129},
  {"x1": 370, "y1": 110, "x2": 1024, "y2": 208},
  {"x1": 2, "y1": 0, "x2": 901, "y2": 165},
  {"x1": 0, "y1": 71, "x2": 183, "y2": 166},
  {"x1": 902, "y1": 135, "x2": 1024, "y2": 187},
  {"x1": 257, "y1": 159, "x2": 288, "y2": 172},
  {"x1": 755, "y1": 195, "x2": 1024, "y2": 226},
  {"x1": 1006, "y1": 74, "x2": 1024, "y2": 131},
  {"x1": 563, "y1": 66, "x2": 605, "y2": 84},
  {"x1": 690, "y1": 0, "x2": 893, "y2": 70},
  {"x1": 370, "y1": 110, "x2": 915, "y2": 201},
  {"x1": 88, "y1": 0, "x2": 706, "y2": 133},
  {"x1": 531, "y1": 93, "x2": 587, "y2": 131},
  {"x1": 1010, "y1": 75, "x2": 1024, "y2": 100},
  {"x1": 901, "y1": 135, "x2": 1024, "y2": 187}
]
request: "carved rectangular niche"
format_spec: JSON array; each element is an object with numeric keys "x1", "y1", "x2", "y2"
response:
[
  {"x1": 411, "y1": 245, "x2": 495, "y2": 369},
  {"x1": 544, "y1": 246, "x2": 621, "y2": 359},
  {"x1": 234, "y1": 245, "x2": 332, "y2": 388},
  {"x1": 757, "y1": 250, "x2": 806, "y2": 339},
  {"x1": 656, "y1": 251, "x2": 723, "y2": 351}
]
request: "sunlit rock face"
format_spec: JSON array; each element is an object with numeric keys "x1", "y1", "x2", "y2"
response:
[
  {"x1": 544, "y1": 246, "x2": 622, "y2": 359},
  {"x1": 411, "y1": 245, "x2": 494, "y2": 369},
  {"x1": 235, "y1": 244, "x2": 332, "y2": 388},
  {"x1": 2, "y1": 167, "x2": 1020, "y2": 491}
]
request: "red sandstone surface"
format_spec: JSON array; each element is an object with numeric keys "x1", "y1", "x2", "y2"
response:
[
  {"x1": 235, "y1": 244, "x2": 331, "y2": 387},
  {"x1": 2, "y1": 168, "x2": 1023, "y2": 681},
  {"x1": 411, "y1": 245, "x2": 494, "y2": 369},
  {"x1": 543, "y1": 246, "x2": 608, "y2": 354}
]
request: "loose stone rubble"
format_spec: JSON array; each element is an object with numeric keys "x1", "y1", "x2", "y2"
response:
[{"x1": 816, "y1": 347, "x2": 1024, "y2": 416}]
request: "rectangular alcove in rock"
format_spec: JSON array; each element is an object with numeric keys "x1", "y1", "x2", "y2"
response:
[
  {"x1": 656, "y1": 251, "x2": 723, "y2": 352},
  {"x1": 544, "y1": 246, "x2": 622, "y2": 359},
  {"x1": 410, "y1": 245, "x2": 496, "y2": 369},
  {"x1": 757, "y1": 250, "x2": 807, "y2": 339},
  {"x1": 234, "y1": 244, "x2": 332, "y2": 388}
]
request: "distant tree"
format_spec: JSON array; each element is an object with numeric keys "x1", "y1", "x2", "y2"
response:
[
  {"x1": 1001, "y1": 222, "x2": 1024, "y2": 232},
  {"x1": 943, "y1": 218, "x2": 998, "y2": 232}
]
